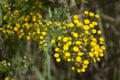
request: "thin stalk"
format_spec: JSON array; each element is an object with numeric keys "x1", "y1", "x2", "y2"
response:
[
  {"x1": 44, "y1": 48, "x2": 51, "y2": 80},
  {"x1": 32, "y1": 66, "x2": 45, "y2": 80}
]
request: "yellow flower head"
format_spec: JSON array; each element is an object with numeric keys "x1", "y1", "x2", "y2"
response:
[
  {"x1": 41, "y1": 31, "x2": 46, "y2": 36},
  {"x1": 84, "y1": 10, "x2": 89, "y2": 15},
  {"x1": 76, "y1": 56, "x2": 81, "y2": 62},
  {"x1": 68, "y1": 23, "x2": 74, "y2": 28},
  {"x1": 51, "y1": 39, "x2": 55, "y2": 44},
  {"x1": 63, "y1": 37, "x2": 69, "y2": 42},
  {"x1": 54, "y1": 53, "x2": 59, "y2": 58},
  {"x1": 95, "y1": 14, "x2": 100, "y2": 18},
  {"x1": 84, "y1": 60, "x2": 89, "y2": 64},
  {"x1": 73, "y1": 46, "x2": 79, "y2": 52},
  {"x1": 65, "y1": 52, "x2": 70, "y2": 57},
  {"x1": 84, "y1": 19, "x2": 90, "y2": 24},
  {"x1": 73, "y1": 15, "x2": 79, "y2": 19},
  {"x1": 63, "y1": 45, "x2": 69, "y2": 51},
  {"x1": 56, "y1": 58, "x2": 61, "y2": 62},
  {"x1": 72, "y1": 32, "x2": 78, "y2": 38},
  {"x1": 57, "y1": 36, "x2": 62, "y2": 40},
  {"x1": 26, "y1": 35, "x2": 31, "y2": 40},
  {"x1": 89, "y1": 12, "x2": 94, "y2": 17},
  {"x1": 83, "y1": 25, "x2": 90, "y2": 30},
  {"x1": 55, "y1": 47, "x2": 60, "y2": 52},
  {"x1": 97, "y1": 30, "x2": 102, "y2": 34}
]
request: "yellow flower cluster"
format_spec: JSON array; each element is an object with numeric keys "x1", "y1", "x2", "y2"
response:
[
  {"x1": 0, "y1": 5, "x2": 51, "y2": 47},
  {"x1": 52, "y1": 10, "x2": 105, "y2": 73},
  {"x1": 0, "y1": 0, "x2": 49, "y2": 47}
]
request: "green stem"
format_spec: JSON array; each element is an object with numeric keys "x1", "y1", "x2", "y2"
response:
[{"x1": 44, "y1": 48, "x2": 51, "y2": 80}]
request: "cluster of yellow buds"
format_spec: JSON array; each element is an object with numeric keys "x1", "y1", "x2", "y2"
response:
[{"x1": 51, "y1": 10, "x2": 105, "y2": 73}]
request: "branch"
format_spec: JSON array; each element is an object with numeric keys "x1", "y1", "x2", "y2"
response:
[
  {"x1": 111, "y1": 25, "x2": 120, "y2": 36},
  {"x1": 101, "y1": 13, "x2": 115, "y2": 22}
]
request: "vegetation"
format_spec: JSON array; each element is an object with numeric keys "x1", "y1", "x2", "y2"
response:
[{"x1": 0, "y1": 0, "x2": 120, "y2": 80}]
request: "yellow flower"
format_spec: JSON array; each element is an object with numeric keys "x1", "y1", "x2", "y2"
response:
[
  {"x1": 54, "y1": 53, "x2": 59, "y2": 58},
  {"x1": 3, "y1": 15, "x2": 7, "y2": 20},
  {"x1": 91, "y1": 37, "x2": 97, "y2": 42},
  {"x1": 100, "y1": 53, "x2": 104, "y2": 57},
  {"x1": 68, "y1": 23, "x2": 74, "y2": 28},
  {"x1": 74, "y1": 19, "x2": 79, "y2": 24},
  {"x1": 84, "y1": 10, "x2": 89, "y2": 15},
  {"x1": 77, "y1": 69, "x2": 81, "y2": 73},
  {"x1": 73, "y1": 46, "x2": 79, "y2": 52},
  {"x1": 92, "y1": 29, "x2": 97, "y2": 34},
  {"x1": 41, "y1": 31, "x2": 46, "y2": 36},
  {"x1": 63, "y1": 37, "x2": 68, "y2": 42},
  {"x1": 58, "y1": 42, "x2": 62, "y2": 46},
  {"x1": 67, "y1": 58, "x2": 71, "y2": 62},
  {"x1": 39, "y1": 35, "x2": 43, "y2": 39},
  {"x1": 55, "y1": 47, "x2": 60, "y2": 52},
  {"x1": 83, "y1": 65, "x2": 88, "y2": 68},
  {"x1": 89, "y1": 52, "x2": 94, "y2": 57},
  {"x1": 97, "y1": 58, "x2": 101, "y2": 61},
  {"x1": 95, "y1": 14, "x2": 100, "y2": 18},
  {"x1": 14, "y1": 27, "x2": 18, "y2": 31},
  {"x1": 101, "y1": 46, "x2": 106, "y2": 50},
  {"x1": 91, "y1": 41, "x2": 96, "y2": 46},
  {"x1": 89, "y1": 23, "x2": 94, "y2": 28},
  {"x1": 56, "y1": 22, "x2": 61, "y2": 27},
  {"x1": 92, "y1": 21, "x2": 98, "y2": 26},
  {"x1": 51, "y1": 39, "x2": 55, "y2": 44},
  {"x1": 67, "y1": 41, "x2": 72, "y2": 45},
  {"x1": 97, "y1": 30, "x2": 102, "y2": 34},
  {"x1": 76, "y1": 41, "x2": 82, "y2": 45},
  {"x1": 65, "y1": 52, "x2": 70, "y2": 57},
  {"x1": 99, "y1": 37, "x2": 104, "y2": 42},
  {"x1": 26, "y1": 35, "x2": 31, "y2": 40},
  {"x1": 89, "y1": 12, "x2": 94, "y2": 17},
  {"x1": 84, "y1": 19, "x2": 90, "y2": 24},
  {"x1": 57, "y1": 36, "x2": 62, "y2": 40},
  {"x1": 77, "y1": 22, "x2": 83, "y2": 27},
  {"x1": 37, "y1": 30, "x2": 40, "y2": 34},
  {"x1": 81, "y1": 68, "x2": 86, "y2": 72},
  {"x1": 39, "y1": 41, "x2": 43, "y2": 44},
  {"x1": 84, "y1": 60, "x2": 89, "y2": 64},
  {"x1": 85, "y1": 31, "x2": 90, "y2": 35},
  {"x1": 63, "y1": 45, "x2": 69, "y2": 51},
  {"x1": 73, "y1": 32, "x2": 78, "y2": 38},
  {"x1": 73, "y1": 15, "x2": 79, "y2": 19},
  {"x1": 4, "y1": 77, "x2": 9, "y2": 80},
  {"x1": 83, "y1": 25, "x2": 90, "y2": 30},
  {"x1": 76, "y1": 56, "x2": 81, "y2": 62},
  {"x1": 72, "y1": 66, "x2": 75, "y2": 70},
  {"x1": 99, "y1": 49, "x2": 103, "y2": 53},
  {"x1": 56, "y1": 58, "x2": 61, "y2": 62},
  {"x1": 78, "y1": 52, "x2": 83, "y2": 56}
]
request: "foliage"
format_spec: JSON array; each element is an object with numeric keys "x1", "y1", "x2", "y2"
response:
[{"x1": 0, "y1": 0, "x2": 107, "y2": 80}]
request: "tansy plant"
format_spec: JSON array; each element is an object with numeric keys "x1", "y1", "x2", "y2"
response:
[
  {"x1": 51, "y1": 10, "x2": 106, "y2": 73},
  {"x1": 0, "y1": 0, "x2": 105, "y2": 73}
]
